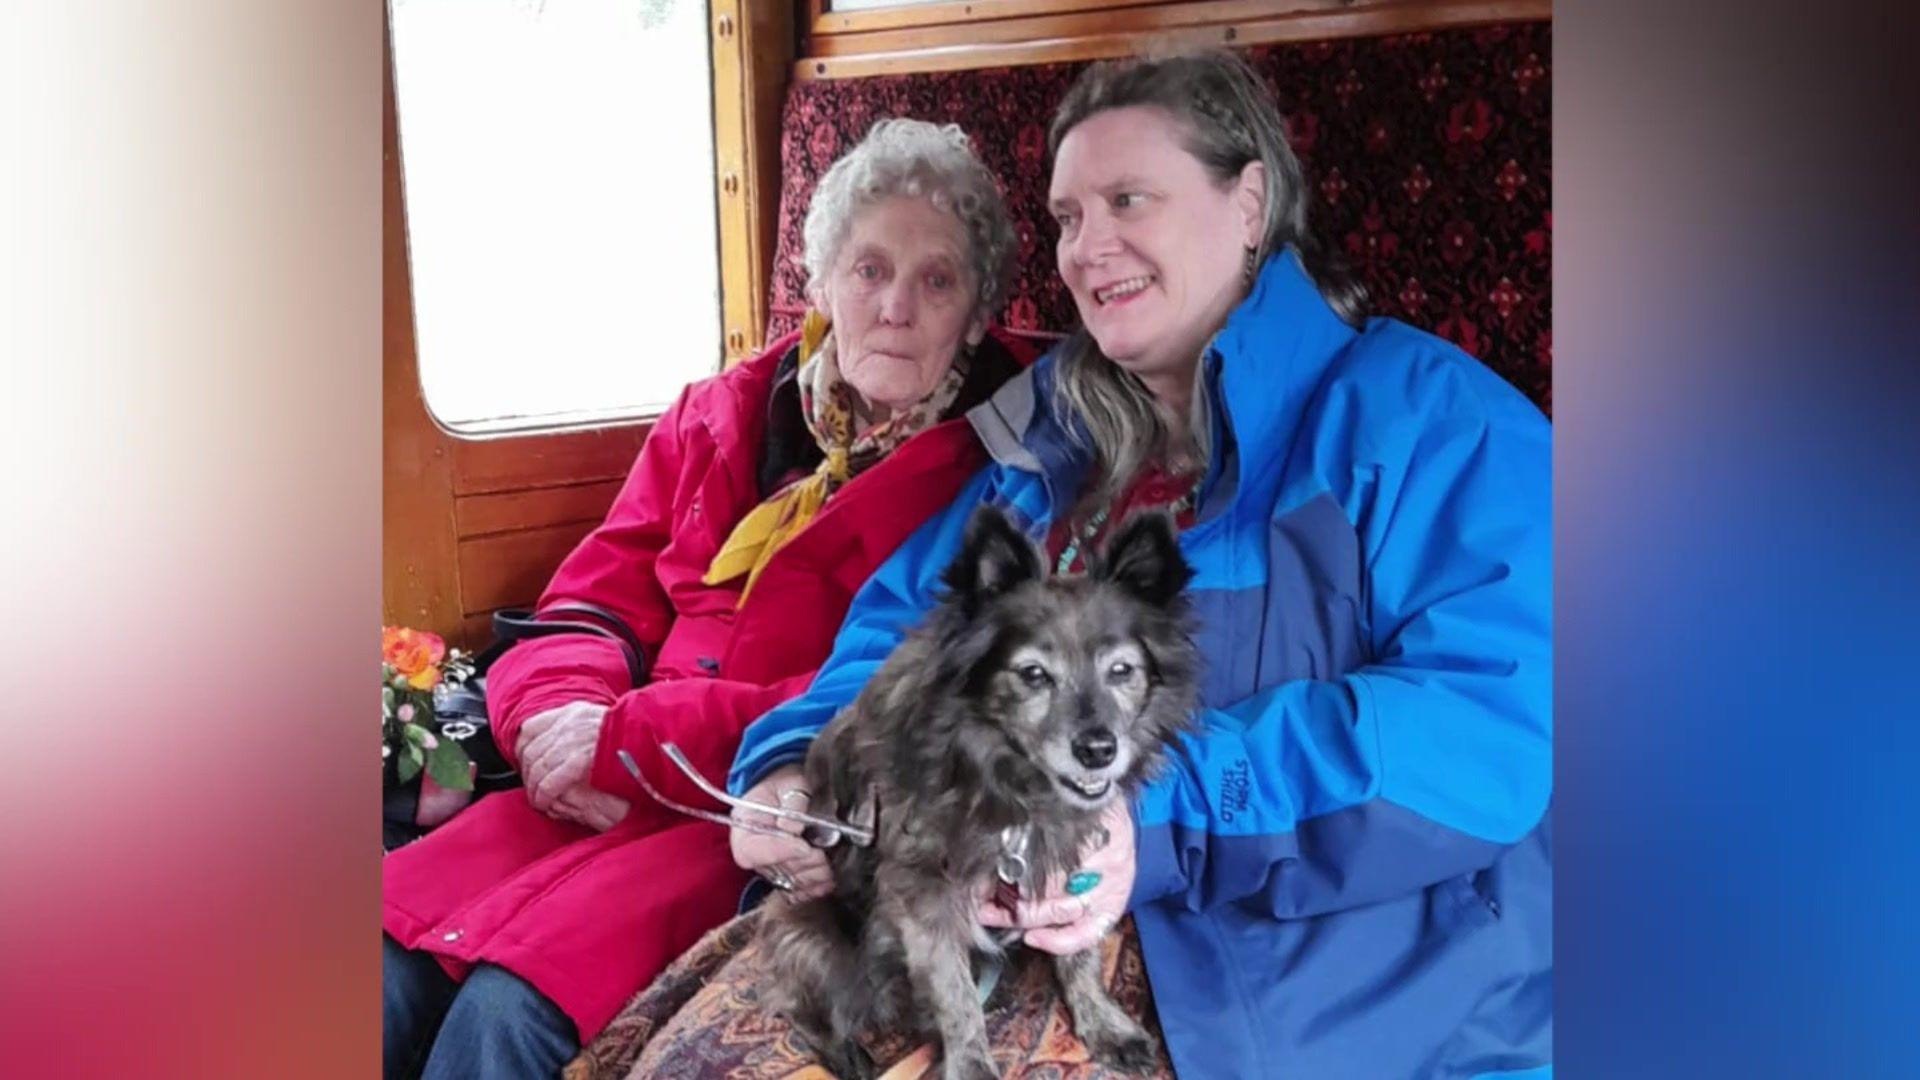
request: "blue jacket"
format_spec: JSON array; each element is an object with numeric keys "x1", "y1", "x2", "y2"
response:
[{"x1": 732, "y1": 252, "x2": 1553, "y2": 1080}]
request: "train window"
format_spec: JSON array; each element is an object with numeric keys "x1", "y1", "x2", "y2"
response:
[{"x1": 390, "y1": 0, "x2": 720, "y2": 433}]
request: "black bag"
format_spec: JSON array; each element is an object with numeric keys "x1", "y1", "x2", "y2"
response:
[
  {"x1": 443, "y1": 603, "x2": 649, "y2": 787},
  {"x1": 382, "y1": 603, "x2": 648, "y2": 849}
]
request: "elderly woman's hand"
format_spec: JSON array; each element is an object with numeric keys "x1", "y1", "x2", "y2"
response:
[
  {"x1": 730, "y1": 764, "x2": 833, "y2": 900},
  {"x1": 978, "y1": 797, "x2": 1135, "y2": 955},
  {"x1": 515, "y1": 702, "x2": 631, "y2": 831}
]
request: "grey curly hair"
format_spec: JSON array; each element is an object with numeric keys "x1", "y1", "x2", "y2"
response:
[{"x1": 802, "y1": 118, "x2": 1017, "y2": 323}]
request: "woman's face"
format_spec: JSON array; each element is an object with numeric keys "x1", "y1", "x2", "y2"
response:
[
  {"x1": 820, "y1": 195, "x2": 983, "y2": 412},
  {"x1": 1049, "y1": 106, "x2": 1264, "y2": 396}
]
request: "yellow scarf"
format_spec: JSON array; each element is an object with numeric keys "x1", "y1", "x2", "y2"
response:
[{"x1": 703, "y1": 311, "x2": 966, "y2": 604}]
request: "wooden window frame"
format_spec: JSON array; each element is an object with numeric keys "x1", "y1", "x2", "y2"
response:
[
  {"x1": 715, "y1": 0, "x2": 798, "y2": 367},
  {"x1": 808, "y1": 0, "x2": 1165, "y2": 37},
  {"x1": 798, "y1": 0, "x2": 1549, "y2": 80},
  {"x1": 383, "y1": 5, "x2": 793, "y2": 642}
]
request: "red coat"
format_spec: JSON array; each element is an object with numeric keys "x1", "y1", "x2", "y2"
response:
[{"x1": 382, "y1": 330, "x2": 1032, "y2": 1039}]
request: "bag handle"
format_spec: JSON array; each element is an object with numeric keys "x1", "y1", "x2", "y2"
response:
[{"x1": 481, "y1": 603, "x2": 649, "y2": 687}]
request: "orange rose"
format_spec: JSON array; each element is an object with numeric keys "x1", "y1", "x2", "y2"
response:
[{"x1": 382, "y1": 626, "x2": 446, "y2": 680}]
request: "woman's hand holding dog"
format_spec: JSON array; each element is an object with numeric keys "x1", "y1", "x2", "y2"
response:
[
  {"x1": 730, "y1": 765, "x2": 834, "y2": 900},
  {"x1": 979, "y1": 799, "x2": 1136, "y2": 955},
  {"x1": 515, "y1": 702, "x2": 632, "y2": 832}
]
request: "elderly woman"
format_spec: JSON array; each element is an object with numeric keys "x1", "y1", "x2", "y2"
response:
[
  {"x1": 381, "y1": 118, "x2": 1031, "y2": 1080},
  {"x1": 577, "y1": 51, "x2": 1550, "y2": 1080}
]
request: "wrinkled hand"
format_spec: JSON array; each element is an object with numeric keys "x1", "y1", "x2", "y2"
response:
[
  {"x1": 979, "y1": 798, "x2": 1135, "y2": 955},
  {"x1": 729, "y1": 764, "x2": 833, "y2": 900},
  {"x1": 515, "y1": 702, "x2": 630, "y2": 831}
]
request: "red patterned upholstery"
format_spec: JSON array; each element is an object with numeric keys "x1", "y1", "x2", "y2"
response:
[{"x1": 768, "y1": 23, "x2": 1551, "y2": 412}]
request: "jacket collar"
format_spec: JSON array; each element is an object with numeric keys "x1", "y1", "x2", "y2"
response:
[
  {"x1": 1202, "y1": 248, "x2": 1361, "y2": 512},
  {"x1": 967, "y1": 250, "x2": 1359, "y2": 522},
  {"x1": 762, "y1": 331, "x2": 1025, "y2": 500}
]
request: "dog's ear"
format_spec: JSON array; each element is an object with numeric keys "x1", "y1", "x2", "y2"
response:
[
  {"x1": 1090, "y1": 510, "x2": 1192, "y2": 608},
  {"x1": 941, "y1": 505, "x2": 1043, "y2": 611}
]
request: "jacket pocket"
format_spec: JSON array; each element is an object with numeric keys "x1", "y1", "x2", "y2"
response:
[{"x1": 1444, "y1": 870, "x2": 1502, "y2": 927}]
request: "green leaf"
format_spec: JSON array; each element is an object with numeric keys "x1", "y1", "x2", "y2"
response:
[
  {"x1": 382, "y1": 687, "x2": 396, "y2": 715},
  {"x1": 424, "y1": 739, "x2": 474, "y2": 792},
  {"x1": 403, "y1": 723, "x2": 429, "y2": 746},
  {"x1": 397, "y1": 748, "x2": 422, "y2": 784}
]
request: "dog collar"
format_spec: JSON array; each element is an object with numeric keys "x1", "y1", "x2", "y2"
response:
[
  {"x1": 994, "y1": 822, "x2": 1033, "y2": 910},
  {"x1": 997, "y1": 823, "x2": 1032, "y2": 888}
]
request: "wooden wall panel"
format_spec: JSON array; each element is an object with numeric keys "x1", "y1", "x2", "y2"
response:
[
  {"x1": 454, "y1": 479, "x2": 626, "y2": 540},
  {"x1": 456, "y1": 521, "x2": 603, "y2": 616},
  {"x1": 448, "y1": 427, "x2": 648, "y2": 498}
]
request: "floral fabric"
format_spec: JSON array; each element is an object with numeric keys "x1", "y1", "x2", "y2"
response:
[
  {"x1": 564, "y1": 910, "x2": 1173, "y2": 1080},
  {"x1": 766, "y1": 24, "x2": 1552, "y2": 412}
]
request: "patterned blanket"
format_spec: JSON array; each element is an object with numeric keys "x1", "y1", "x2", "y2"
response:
[{"x1": 567, "y1": 909, "x2": 1173, "y2": 1080}]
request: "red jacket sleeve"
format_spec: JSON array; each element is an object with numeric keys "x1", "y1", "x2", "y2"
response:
[
  {"x1": 585, "y1": 670, "x2": 818, "y2": 830},
  {"x1": 484, "y1": 384, "x2": 699, "y2": 767}
]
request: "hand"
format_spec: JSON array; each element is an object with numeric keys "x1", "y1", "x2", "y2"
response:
[
  {"x1": 515, "y1": 702, "x2": 631, "y2": 831},
  {"x1": 978, "y1": 798, "x2": 1135, "y2": 955},
  {"x1": 729, "y1": 764, "x2": 833, "y2": 900}
]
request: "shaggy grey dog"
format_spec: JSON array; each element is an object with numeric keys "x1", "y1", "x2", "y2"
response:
[{"x1": 760, "y1": 506, "x2": 1200, "y2": 1080}]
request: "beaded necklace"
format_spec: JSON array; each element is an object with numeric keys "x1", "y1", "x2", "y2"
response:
[{"x1": 1053, "y1": 471, "x2": 1203, "y2": 575}]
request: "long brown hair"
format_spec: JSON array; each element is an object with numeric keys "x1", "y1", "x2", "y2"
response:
[{"x1": 1046, "y1": 50, "x2": 1365, "y2": 505}]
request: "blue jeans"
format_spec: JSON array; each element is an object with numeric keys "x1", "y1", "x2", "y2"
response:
[{"x1": 383, "y1": 935, "x2": 579, "y2": 1079}]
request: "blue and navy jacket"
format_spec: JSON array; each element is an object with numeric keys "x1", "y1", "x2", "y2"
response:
[{"x1": 731, "y1": 252, "x2": 1553, "y2": 1080}]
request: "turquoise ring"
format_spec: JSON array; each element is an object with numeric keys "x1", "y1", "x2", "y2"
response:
[{"x1": 1065, "y1": 870, "x2": 1102, "y2": 896}]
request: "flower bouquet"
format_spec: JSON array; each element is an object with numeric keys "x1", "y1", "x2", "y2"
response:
[{"x1": 382, "y1": 626, "x2": 479, "y2": 793}]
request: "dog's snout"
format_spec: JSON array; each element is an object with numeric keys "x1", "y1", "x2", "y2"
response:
[{"x1": 1071, "y1": 728, "x2": 1118, "y2": 769}]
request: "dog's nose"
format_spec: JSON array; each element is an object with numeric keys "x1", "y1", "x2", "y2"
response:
[{"x1": 1071, "y1": 728, "x2": 1117, "y2": 769}]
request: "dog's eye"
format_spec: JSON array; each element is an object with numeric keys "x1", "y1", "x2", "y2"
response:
[
  {"x1": 1016, "y1": 663, "x2": 1052, "y2": 689},
  {"x1": 1107, "y1": 660, "x2": 1136, "y2": 681}
]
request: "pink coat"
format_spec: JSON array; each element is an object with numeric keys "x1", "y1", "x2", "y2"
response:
[{"x1": 381, "y1": 329, "x2": 1033, "y2": 1038}]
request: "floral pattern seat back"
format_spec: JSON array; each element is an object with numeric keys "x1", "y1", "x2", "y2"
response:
[{"x1": 767, "y1": 23, "x2": 1551, "y2": 413}]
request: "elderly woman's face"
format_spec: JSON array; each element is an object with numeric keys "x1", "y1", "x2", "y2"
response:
[
  {"x1": 821, "y1": 195, "x2": 981, "y2": 412},
  {"x1": 1049, "y1": 106, "x2": 1263, "y2": 395}
]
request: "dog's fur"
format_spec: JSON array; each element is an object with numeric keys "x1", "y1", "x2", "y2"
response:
[{"x1": 760, "y1": 506, "x2": 1200, "y2": 1080}]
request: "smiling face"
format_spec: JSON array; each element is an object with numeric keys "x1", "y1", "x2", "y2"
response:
[
  {"x1": 1049, "y1": 106, "x2": 1266, "y2": 396},
  {"x1": 818, "y1": 195, "x2": 985, "y2": 412},
  {"x1": 987, "y1": 613, "x2": 1158, "y2": 810},
  {"x1": 932, "y1": 507, "x2": 1199, "y2": 817}
]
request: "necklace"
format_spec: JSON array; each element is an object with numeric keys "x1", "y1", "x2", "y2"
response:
[{"x1": 1054, "y1": 472, "x2": 1202, "y2": 575}]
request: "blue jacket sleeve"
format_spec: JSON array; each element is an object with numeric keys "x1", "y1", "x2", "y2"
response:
[
  {"x1": 1132, "y1": 373, "x2": 1551, "y2": 918},
  {"x1": 727, "y1": 470, "x2": 994, "y2": 795}
]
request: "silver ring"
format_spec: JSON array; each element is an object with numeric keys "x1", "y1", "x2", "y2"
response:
[
  {"x1": 776, "y1": 788, "x2": 810, "y2": 807},
  {"x1": 763, "y1": 866, "x2": 795, "y2": 891}
]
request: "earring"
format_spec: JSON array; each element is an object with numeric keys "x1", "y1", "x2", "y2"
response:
[{"x1": 1243, "y1": 244, "x2": 1259, "y2": 284}]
